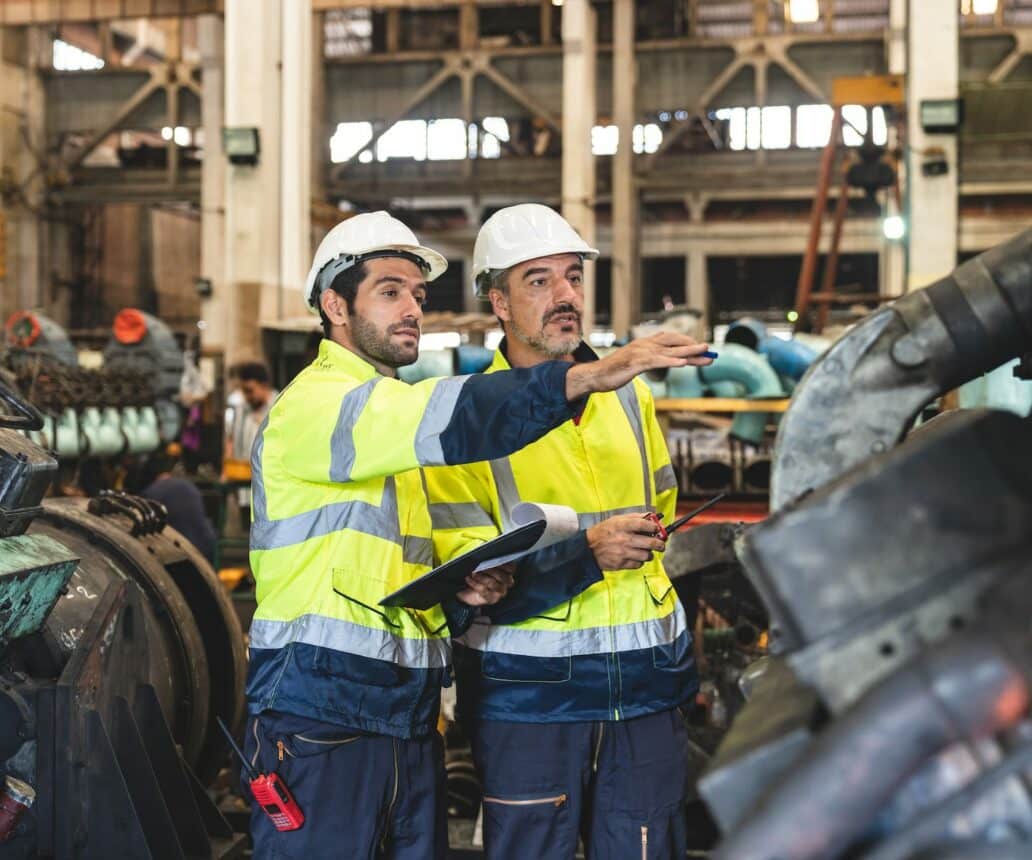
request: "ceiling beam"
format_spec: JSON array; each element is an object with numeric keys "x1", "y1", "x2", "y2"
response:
[
  {"x1": 0, "y1": 0, "x2": 223, "y2": 26},
  {"x1": 313, "y1": 0, "x2": 538, "y2": 8}
]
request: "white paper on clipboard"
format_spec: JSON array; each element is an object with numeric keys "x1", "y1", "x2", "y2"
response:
[{"x1": 471, "y1": 502, "x2": 580, "y2": 572}]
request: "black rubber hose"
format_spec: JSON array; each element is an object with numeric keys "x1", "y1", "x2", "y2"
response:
[{"x1": 711, "y1": 634, "x2": 1030, "y2": 860}]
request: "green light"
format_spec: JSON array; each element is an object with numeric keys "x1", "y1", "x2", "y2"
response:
[{"x1": 787, "y1": 310, "x2": 799, "y2": 322}]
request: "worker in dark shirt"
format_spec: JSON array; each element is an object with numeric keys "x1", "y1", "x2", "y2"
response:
[{"x1": 138, "y1": 446, "x2": 217, "y2": 564}]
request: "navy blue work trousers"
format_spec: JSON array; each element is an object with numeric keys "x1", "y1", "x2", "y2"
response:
[
  {"x1": 470, "y1": 708, "x2": 691, "y2": 859},
  {"x1": 242, "y1": 711, "x2": 448, "y2": 860}
]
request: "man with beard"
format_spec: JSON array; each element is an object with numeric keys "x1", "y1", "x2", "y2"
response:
[
  {"x1": 243, "y1": 211, "x2": 714, "y2": 859},
  {"x1": 425, "y1": 204, "x2": 703, "y2": 859}
]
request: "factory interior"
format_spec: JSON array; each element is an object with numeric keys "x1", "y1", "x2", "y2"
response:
[{"x1": 0, "y1": 0, "x2": 1031, "y2": 857}]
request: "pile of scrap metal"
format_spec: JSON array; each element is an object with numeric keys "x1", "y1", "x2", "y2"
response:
[
  {"x1": 0, "y1": 381, "x2": 247, "y2": 857},
  {"x1": 3, "y1": 309, "x2": 185, "y2": 459},
  {"x1": 668, "y1": 228, "x2": 1032, "y2": 859}
]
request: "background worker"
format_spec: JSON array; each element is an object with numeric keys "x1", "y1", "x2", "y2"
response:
[
  {"x1": 425, "y1": 204, "x2": 706, "y2": 859},
  {"x1": 224, "y1": 361, "x2": 277, "y2": 528},
  {"x1": 243, "y1": 211, "x2": 713, "y2": 860}
]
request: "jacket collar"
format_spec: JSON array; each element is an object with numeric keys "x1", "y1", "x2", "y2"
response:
[
  {"x1": 317, "y1": 337, "x2": 382, "y2": 382},
  {"x1": 487, "y1": 337, "x2": 598, "y2": 374}
]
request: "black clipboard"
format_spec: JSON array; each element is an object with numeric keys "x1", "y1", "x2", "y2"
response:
[{"x1": 380, "y1": 519, "x2": 547, "y2": 611}]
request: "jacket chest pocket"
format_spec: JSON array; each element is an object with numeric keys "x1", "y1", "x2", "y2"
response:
[{"x1": 482, "y1": 652, "x2": 572, "y2": 684}]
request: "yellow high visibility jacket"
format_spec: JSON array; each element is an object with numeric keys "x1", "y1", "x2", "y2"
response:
[
  {"x1": 425, "y1": 343, "x2": 697, "y2": 723},
  {"x1": 246, "y1": 338, "x2": 582, "y2": 738}
]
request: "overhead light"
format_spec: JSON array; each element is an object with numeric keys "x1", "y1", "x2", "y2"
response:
[
  {"x1": 552, "y1": 0, "x2": 563, "y2": 6},
  {"x1": 882, "y1": 215, "x2": 905, "y2": 241},
  {"x1": 787, "y1": 0, "x2": 820, "y2": 24},
  {"x1": 786, "y1": 310, "x2": 799, "y2": 322}
]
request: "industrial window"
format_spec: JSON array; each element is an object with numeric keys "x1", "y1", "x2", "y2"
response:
[
  {"x1": 53, "y1": 39, "x2": 104, "y2": 71},
  {"x1": 713, "y1": 104, "x2": 889, "y2": 151}
]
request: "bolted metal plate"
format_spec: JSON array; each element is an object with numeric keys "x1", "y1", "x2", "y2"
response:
[{"x1": 0, "y1": 533, "x2": 79, "y2": 641}]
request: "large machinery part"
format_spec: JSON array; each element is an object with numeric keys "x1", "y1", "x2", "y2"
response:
[
  {"x1": 103, "y1": 309, "x2": 185, "y2": 443},
  {"x1": 0, "y1": 382, "x2": 247, "y2": 857},
  {"x1": 4, "y1": 313, "x2": 78, "y2": 367},
  {"x1": 701, "y1": 409, "x2": 1032, "y2": 859},
  {"x1": 688, "y1": 430, "x2": 735, "y2": 494},
  {"x1": 770, "y1": 228, "x2": 1032, "y2": 510}
]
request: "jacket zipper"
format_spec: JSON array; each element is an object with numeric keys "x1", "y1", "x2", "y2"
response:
[
  {"x1": 641, "y1": 825, "x2": 648, "y2": 860},
  {"x1": 482, "y1": 793, "x2": 567, "y2": 808},
  {"x1": 577, "y1": 425, "x2": 621, "y2": 720},
  {"x1": 250, "y1": 719, "x2": 262, "y2": 770}
]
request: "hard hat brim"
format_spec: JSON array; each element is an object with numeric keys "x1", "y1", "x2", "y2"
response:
[
  {"x1": 472, "y1": 243, "x2": 599, "y2": 297},
  {"x1": 306, "y1": 244, "x2": 449, "y2": 313}
]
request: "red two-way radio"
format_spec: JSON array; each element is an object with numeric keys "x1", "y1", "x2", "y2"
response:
[
  {"x1": 644, "y1": 492, "x2": 728, "y2": 541},
  {"x1": 218, "y1": 717, "x2": 305, "y2": 832}
]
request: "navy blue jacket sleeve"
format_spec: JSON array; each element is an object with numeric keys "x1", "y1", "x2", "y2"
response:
[
  {"x1": 439, "y1": 361, "x2": 586, "y2": 464},
  {"x1": 483, "y1": 532, "x2": 603, "y2": 626}
]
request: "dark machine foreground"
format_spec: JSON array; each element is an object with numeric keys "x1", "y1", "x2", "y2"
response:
[
  {"x1": 0, "y1": 384, "x2": 248, "y2": 857},
  {"x1": 688, "y1": 229, "x2": 1032, "y2": 859}
]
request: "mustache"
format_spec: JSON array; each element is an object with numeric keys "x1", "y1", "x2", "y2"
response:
[
  {"x1": 543, "y1": 304, "x2": 582, "y2": 325},
  {"x1": 388, "y1": 319, "x2": 420, "y2": 335}
]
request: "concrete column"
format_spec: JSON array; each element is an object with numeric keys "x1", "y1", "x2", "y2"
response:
[
  {"x1": 906, "y1": 0, "x2": 958, "y2": 291},
  {"x1": 0, "y1": 26, "x2": 46, "y2": 318},
  {"x1": 880, "y1": 0, "x2": 906, "y2": 297},
  {"x1": 198, "y1": 13, "x2": 226, "y2": 352},
  {"x1": 610, "y1": 0, "x2": 639, "y2": 340},
  {"x1": 224, "y1": 0, "x2": 313, "y2": 362},
  {"x1": 561, "y1": 0, "x2": 597, "y2": 333},
  {"x1": 686, "y1": 248, "x2": 709, "y2": 335},
  {"x1": 280, "y1": 0, "x2": 312, "y2": 319},
  {"x1": 311, "y1": 11, "x2": 327, "y2": 208}
]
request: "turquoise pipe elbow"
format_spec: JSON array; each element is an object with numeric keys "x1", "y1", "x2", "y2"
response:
[
  {"x1": 455, "y1": 345, "x2": 494, "y2": 375},
  {"x1": 54, "y1": 408, "x2": 81, "y2": 459},
  {"x1": 666, "y1": 365, "x2": 704, "y2": 398},
  {"x1": 707, "y1": 380, "x2": 747, "y2": 398},
  {"x1": 698, "y1": 343, "x2": 784, "y2": 445},
  {"x1": 122, "y1": 407, "x2": 159, "y2": 454},
  {"x1": 698, "y1": 343, "x2": 784, "y2": 398},
  {"x1": 759, "y1": 337, "x2": 818, "y2": 381},
  {"x1": 398, "y1": 349, "x2": 456, "y2": 383},
  {"x1": 725, "y1": 317, "x2": 768, "y2": 351},
  {"x1": 81, "y1": 407, "x2": 126, "y2": 457}
]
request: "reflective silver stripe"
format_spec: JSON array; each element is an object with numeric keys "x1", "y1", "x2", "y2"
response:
[
  {"x1": 413, "y1": 375, "x2": 471, "y2": 466},
  {"x1": 251, "y1": 477, "x2": 402, "y2": 551},
  {"x1": 488, "y1": 458, "x2": 520, "y2": 531},
  {"x1": 429, "y1": 501, "x2": 495, "y2": 530},
  {"x1": 456, "y1": 604, "x2": 687, "y2": 657},
  {"x1": 403, "y1": 535, "x2": 433, "y2": 567},
  {"x1": 250, "y1": 415, "x2": 271, "y2": 522},
  {"x1": 250, "y1": 614, "x2": 450, "y2": 669},
  {"x1": 654, "y1": 463, "x2": 677, "y2": 495},
  {"x1": 329, "y1": 378, "x2": 382, "y2": 483},
  {"x1": 577, "y1": 506, "x2": 648, "y2": 530},
  {"x1": 614, "y1": 383, "x2": 651, "y2": 508}
]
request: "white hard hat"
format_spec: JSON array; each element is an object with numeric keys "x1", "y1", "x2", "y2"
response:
[
  {"x1": 303, "y1": 211, "x2": 448, "y2": 313},
  {"x1": 472, "y1": 204, "x2": 599, "y2": 296}
]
